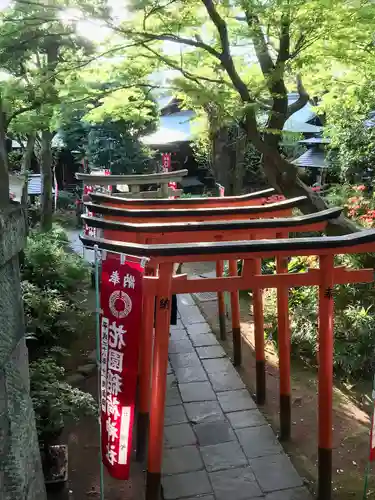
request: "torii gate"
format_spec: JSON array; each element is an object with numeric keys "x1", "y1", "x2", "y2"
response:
[
  {"x1": 82, "y1": 229, "x2": 375, "y2": 500},
  {"x1": 85, "y1": 194, "x2": 306, "y2": 342},
  {"x1": 83, "y1": 205, "x2": 342, "y2": 448}
]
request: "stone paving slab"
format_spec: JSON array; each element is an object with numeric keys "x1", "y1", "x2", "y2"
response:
[{"x1": 161, "y1": 296, "x2": 312, "y2": 500}]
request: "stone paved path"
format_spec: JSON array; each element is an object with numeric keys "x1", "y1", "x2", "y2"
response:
[
  {"x1": 70, "y1": 231, "x2": 312, "y2": 500},
  {"x1": 163, "y1": 294, "x2": 312, "y2": 500}
]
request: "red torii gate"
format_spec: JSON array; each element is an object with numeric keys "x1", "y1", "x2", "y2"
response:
[
  {"x1": 83, "y1": 206, "x2": 342, "y2": 453},
  {"x1": 86, "y1": 194, "x2": 305, "y2": 343},
  {"x1": 84, "y1": 194, "x2": 308, "y2": 400},
  {"x1": 82, "y1": 222, "x2": 375, "y2": 500}
]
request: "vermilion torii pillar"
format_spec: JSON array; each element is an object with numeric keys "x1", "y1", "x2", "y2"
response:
[{"x1": 82, "y1": 226, "x2": 375, "y2": 500}]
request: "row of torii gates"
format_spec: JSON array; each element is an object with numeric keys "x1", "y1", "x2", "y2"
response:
[{"x1": 78, "y1": 170, "x2": 375, "y2": 500}]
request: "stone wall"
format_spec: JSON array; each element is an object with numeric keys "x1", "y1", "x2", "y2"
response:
[{"x1": 0, "y1": 205, "x2": 46, "y2": 500}]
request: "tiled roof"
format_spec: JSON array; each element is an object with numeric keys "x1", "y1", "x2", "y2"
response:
[
  {"x1": 298, "y1": 137, "x2": 330, "y2": 145},
  {"x1": 293, "y1": 148, "x2": 329, "y2": 169}
]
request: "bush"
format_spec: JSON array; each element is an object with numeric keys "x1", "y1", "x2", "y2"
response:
[
  {"x1": 23, "y1": 281, "x2": 81, "y2": 360},
  {"x1": 264, "y1": 255, "x2": 375, "y2": 379},
  {"x1": 23, "y1": 223, "x2": 95, "y2": 467},
  {"x1": 326, "y1": 183, "x2": 375, "y2": 227},
  {"x1": 56, "y1": 190, "x2": 76, "y2": 210},
  {"x1": 27, "y1": 203, "x2": 42, "y2": 228},
  {"x1": 30, "y1": 357, "x2": 96, "y2": 447},
  {"x1": 22, "y1": 224, "x2": 89, "y2": 293}
]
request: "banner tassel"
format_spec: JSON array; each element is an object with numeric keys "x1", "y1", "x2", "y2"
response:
[{"x1": 94, "y1": 245, "x2": 105, "y2": 500}]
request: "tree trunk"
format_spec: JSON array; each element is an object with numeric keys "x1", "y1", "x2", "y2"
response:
[
  {"x1": 211, "y1": 126, "x2": 232, "y2": 193},
  {"x1": 231, "y1": 129, "x2": 246, "y2": 195},
  {"x1": 260, "y1": 147, "x2": 359, "y2": 235},
  {"x1": 21, "y1": 134, "x2": 36, "y2": 205},
  {"x1": 0, "y1": 100, "x2": 9, "y2": 208},
  {"x1": 40, "y1": 130, "x2": 53, "y2": 232}
]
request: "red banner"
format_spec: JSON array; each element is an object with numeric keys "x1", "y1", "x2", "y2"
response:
[
  {"x1": 370, "y1": 384, "x2": 375, "y2": 461},
  {"x1": 162, "y1": 152, "x2": 171, "y2": 172},
  {"x1": 104, "y1": 169, "x2": 112, "y2": 194},
  {"x1": 370, "y1": 409, "x2": 375, "y2": 461},
  {"x1": 100, "y1": 255, "x2": 145, "y2": 479}
]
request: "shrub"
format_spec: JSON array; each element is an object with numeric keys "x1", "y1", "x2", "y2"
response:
[
  {"x1": 56, "y1": 190, "x2": 76, "y2": 210},
  {"x1": 264, "y1": 255, "x2": 375, "y2": 379},
  {"x1": 326, "y1": 183, "x2": 375, "y2": 227},
  {"x1": 30, "y1": 357, "x2": 96, "y2": 447},
  {"x1": 22, "y1": 281, "x2": 81, "y2": 360},
  {"x1": 22, "y1": 224, "x2": 89, "y2": 293}
]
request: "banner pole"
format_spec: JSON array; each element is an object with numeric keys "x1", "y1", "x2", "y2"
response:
[
  {"x1": 363, "y1": 373, "x2": 375, "y2": 499},
  {"x1": 94, "y1": 245, "x2": 105, "y2": 500}
]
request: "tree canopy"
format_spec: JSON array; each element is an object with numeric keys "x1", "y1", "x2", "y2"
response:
[
  {"x1": 0, "y1": 0, "x2": 375, "y2": 233},
  {"x1": 96, "y1": 0, "x2": 375, "y2": 232}
]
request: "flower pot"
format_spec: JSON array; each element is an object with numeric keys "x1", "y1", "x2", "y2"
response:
[{"x1": 42, "y1": 444, "x2": 68, "y2": 490}]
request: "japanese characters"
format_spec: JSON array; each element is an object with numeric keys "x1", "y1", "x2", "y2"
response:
[{"x1": 99, "y1": 255, "x2": 144, "y2": 479}]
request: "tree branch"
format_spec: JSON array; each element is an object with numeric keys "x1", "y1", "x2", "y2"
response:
[
  {"x1": 143, "y1": 0, "x2": 179, "y2": 30},
  {"x1": 286, "y1": 75, "x2": 309, "y2": 118},
  {"x1": 200, "y1": 0, "x2": 253, "y2": 103},
  {"x1": 201, "y1": 0, "x2": 230, "y2": 56},
  {"x1": 140, "y1": 44, "x2": 231, "y2": 88},
  {"x1": 243, "y1": 8, "x2": 274, "y2": 76},
  {"x1": 108, "y1": 21, "x2": 222, "y2": 59},
  {"x1": 6, "y1": 101, "x2": 42, "y2": 127},
  {"x1": 276, "y1": 13, "x2": 290, "y2": 64}
]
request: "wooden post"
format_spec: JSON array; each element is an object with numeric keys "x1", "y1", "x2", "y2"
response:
[
  {"x1": 318, "y1": 254, "x2": 334, "y2": 500},
  {"x1": 216, "y1": 260, "x2": 226, "y2": 340},
  {"x1": 146, "y1": 262, "x2": 173, "y2": 500},
  {"x1": 276, "y1": 233, "x2": 291, "y2": 440},
  {"x1": 250, "y1": 258, "x2": 266, "y2": 404},
  {"x1": 136, "y1": 272, "x2": 155, "y2": 462},
  {"x1": 229, "y1": 259, "x2": 241, "y2": 366}
]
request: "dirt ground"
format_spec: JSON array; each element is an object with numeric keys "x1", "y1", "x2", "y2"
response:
[{"x1": 193, "y1": 273, "x2": 375, "y2": 500}]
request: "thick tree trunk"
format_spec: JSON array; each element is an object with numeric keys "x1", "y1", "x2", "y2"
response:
[
  {"x1": 231, "y1": 129, "x2": 246, "y2": 195},
  {"x1": 210, "y1": 124, "x2": 247, "y2": 196},
  {"x1": 261, "y1": 147, "x2": 359, "y2": 235},
  {"x1": 211, "y1": 126, "x2": 232, "y2": 193},
  {"x1": 40, "y1": 130, "x2": 53, "y2": 232}
]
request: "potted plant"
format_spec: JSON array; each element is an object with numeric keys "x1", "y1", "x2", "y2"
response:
[{"x1": 30, "y1": 357, "x2": 96, "y2": 489}]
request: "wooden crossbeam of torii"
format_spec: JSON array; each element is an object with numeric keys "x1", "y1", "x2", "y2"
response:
[
  {"x1": 89, "y1": 187, "x2": 279, "y2": 208},
  {"x1": 85, "y1": 195, "x2": 307, "y2": 223},
  {"x1": 82, "y1": 220, "x2": 375, "y2": 500},
  {"x1": 76, "y1": 169, "x2": 188, "y2": 198}
]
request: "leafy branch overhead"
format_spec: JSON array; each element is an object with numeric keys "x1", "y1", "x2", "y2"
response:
[{"x1": 96, "y1": 0, "x2": 375, "y2": 233}]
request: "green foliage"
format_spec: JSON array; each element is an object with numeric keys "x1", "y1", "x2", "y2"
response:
[
  {"x1": 59, "y1": 90, "x2": 157, "y2": 173},
  {"x1": 85, "y1": 120, "x2": 154, "y2": 174},
  {"x1": 30, "y1": 357, "x2": 96, "y2": 445},
  {"x1": 23, "y1": 281, "x2": 79, "y2": 359},
  {"x1": 22, "y1": 224, "x2": 89, "y2": 293},
  {"x1": 327, "y1": 124, "x2": 375, "y2": 184},
  {"x1": 56, "y1": 190, "x2": 76, "y2": 210},
  {"x1": 22, "y1": 224, "x2": 94, "y2": 447},
  {"x1": 264, "y1": 255, "x2": 375, "y2": 379}
]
